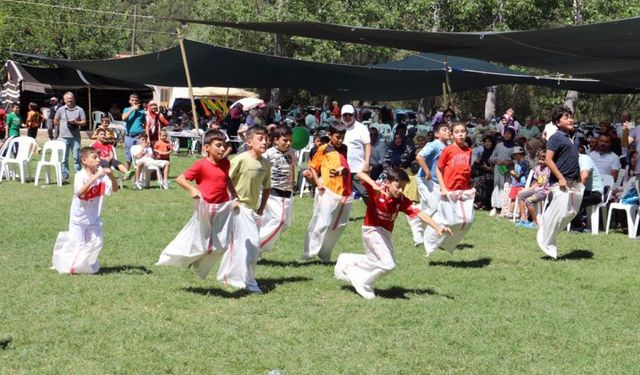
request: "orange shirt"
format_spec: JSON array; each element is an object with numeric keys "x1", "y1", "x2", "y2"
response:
[
  {"x1": 153, "y1": 139, "x2": 173, "y2": 160},
  {"x1": 308, "y1": 143, "x2": 352, "y2": 196}
]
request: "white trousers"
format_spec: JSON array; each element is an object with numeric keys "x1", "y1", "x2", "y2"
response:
[
  {"x1": 417, "y1": 177, "x2": 441, "y2": 216},
  {"x1": 217, "y1": 205, "x2": 261, "y2": 290},
  {"x1": 536, "y1": 184, "x2": 584, "y2": 258},
  {"x1": 334, "y1": 226, "x2": 395, "y2": 299},
  {"x1": 423, "y1": 189, "x2": 476, "y2": 256}
]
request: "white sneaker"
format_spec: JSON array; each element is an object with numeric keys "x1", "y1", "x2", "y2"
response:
[
  {"x1": 489, "y1": 208, "x2": 498, "y2": 216},
  {"x1": 134, "y1": 182, "x2": 143, "y2": 190},
  {"x1": 163, "y1": 180, "x2": 169, "y2": 190}
]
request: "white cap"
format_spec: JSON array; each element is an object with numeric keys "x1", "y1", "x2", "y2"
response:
[{"x1": 341, "y1": 104, "x2": 355, "y2": 115}]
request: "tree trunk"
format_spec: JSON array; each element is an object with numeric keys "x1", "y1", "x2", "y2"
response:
[
  {"x1": 417, "y1": 97, "x2": 429, "y2": 123},
  {"x1": 269, "y1": 0, "x2": 285, "y2": 105},
  {"x1": 485, "y1": 86, "x2": 497, "y2": 121},
  {"x1": 564, "y1": 90, "x2": 579, "y2": 113}
]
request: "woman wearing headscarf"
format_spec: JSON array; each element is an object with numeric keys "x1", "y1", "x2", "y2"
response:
[
  {"x1": 489, "y1": 127, "x2": 516, "y2": 216},
  {"x1": 145, "y1": 100, "x2": 169, "y2": 146},
  {"x1": 384, "y1": 133, "x2": 415, "y2": 169},
  {"x1": 472, "y1": 135, "x2": 496, "y2": 210}
]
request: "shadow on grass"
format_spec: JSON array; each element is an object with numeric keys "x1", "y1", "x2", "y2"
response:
[
  {"x1": 429, "y1": 257, "x2": 491, "y2": 268},
  {"x1": 340, "y1": 286, "x2": 455, "y2": 300},
  {"x1": 542, "y1": 249, "x2": 594, "y2": 261},
  {"x1": 98, "y1": 265, "x2": 152, "y2": 275},
  {"x1": 258, "y1": 259, "x2": 335, "y2": 267},
  {"x1": 456, "y1": 243, "x2": 474, "y2": 250},
  {"x1": 184, "y1": 276, "x2": 312, "y2": 298},
  {"x1": 348, "y1": 216, "x2": 365, "y2": 222}
]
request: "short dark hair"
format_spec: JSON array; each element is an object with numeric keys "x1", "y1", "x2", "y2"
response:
[
  {"x1": 139, "y1": 134, "x2": 149, "y2": 141},
  {"x1": 95, "y1": 128, "x2": 106, "y2": 135},
  {"x1": 271, "y1": 124, "x2": 292, "y2": 140},
  {"x1": 384, "y1": 167, "x2": 410, "y2": 183},
  {"x1": 433, "y1": 122, "x2": 449, "y2": 133},
  {"x1": 246, "y1": 125, "x2": 268, "y2": 139},
  {"x1": 203, "y1": 129, "x2": 227, "y2": 145},
  {"x1": 551, "y1": 106, "x2": 572, "y2": 125},
  {"x1": 81, "y1": 146, "x2": 98, "y2": 159},
  {"x1": 328, "y1": 121, "x2": 347, "y2": 134}
]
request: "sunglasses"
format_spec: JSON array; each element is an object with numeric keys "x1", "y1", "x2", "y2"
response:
[{"x1": 342, "y1": 113, "x2": 353, "y2": 117}]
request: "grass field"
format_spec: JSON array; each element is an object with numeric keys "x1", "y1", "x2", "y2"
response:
[{"x1": 1, "y1": 152, "x2": 639, "y2": 374}]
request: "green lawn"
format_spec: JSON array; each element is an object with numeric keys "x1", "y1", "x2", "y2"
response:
[{"x1": 1, "y1": 154, "x2": 639, "y2": 374}]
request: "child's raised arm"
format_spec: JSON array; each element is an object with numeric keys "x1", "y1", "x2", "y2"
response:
[{"x1": 417, "y1": 211, "x2": 452, "y2": 236}]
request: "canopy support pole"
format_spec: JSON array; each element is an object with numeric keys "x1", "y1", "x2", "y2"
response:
[
  {"x1": 88, "y1": 87, "x2": 93, "y2": 130},
  {"x1": 176, "y1": 27, "x2": 199, "y2": 131},
  {"x1": 443, "y1": 58, "x2": 453, "y2": 108}
]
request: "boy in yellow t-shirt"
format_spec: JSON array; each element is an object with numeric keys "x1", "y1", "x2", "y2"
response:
[{"x1": 218, "y1": 125, "x2": 271, "y2": 293}]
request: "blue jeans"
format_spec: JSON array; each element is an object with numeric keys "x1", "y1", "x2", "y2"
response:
[
  {"x1": 125, "y1": 135, "x2": 140, "y2": 163},
  {"x1": 62, "y1": 137, "x2": 81, "y2": 178}
]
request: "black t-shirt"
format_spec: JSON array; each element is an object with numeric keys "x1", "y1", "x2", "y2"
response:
[{"x1": 546, "y1": 130, "x2": 580, "y2": 183}]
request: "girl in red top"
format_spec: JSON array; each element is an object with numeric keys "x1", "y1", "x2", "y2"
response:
[
  {"x1": 335, "y1": 167, "x2": 451, "y2": 299},
  {"x1": 436, "y1": 122, "x2": 472, "y2": 195}
]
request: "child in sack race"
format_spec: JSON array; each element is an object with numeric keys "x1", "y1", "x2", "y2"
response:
[
  {"x1": 260, "y1": 124, "x2": 297, "y2": 252},
  {"x1": 423, "y1": 121, "x2": 475, "y2": 256},
  {"x1": 335, "y1": 167, "x2": 451, "y2": 299},
  {"x1": 157, "y1": 129, "x2": 239, "y2": 279},
  {"x1": 51, "y1": 147, "x2": 118, "y2": 274},
  {"x1": 303, "y1": 121, "x2": 353, "y2": 262}
]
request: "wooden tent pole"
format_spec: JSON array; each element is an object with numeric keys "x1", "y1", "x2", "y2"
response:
[
  {"x1": 88, "y1": 87, "x2": 93, "y2": 130},
  {"x1": 176, "y1": 27, "x2": 199, "y2": 131}
]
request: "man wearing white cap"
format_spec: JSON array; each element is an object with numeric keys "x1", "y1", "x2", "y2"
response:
[{"x1": 341, "y1": 104, "x2": 372, "y2": 203}]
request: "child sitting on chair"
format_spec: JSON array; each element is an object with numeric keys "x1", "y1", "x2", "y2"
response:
[
  {"x1": 507, "y1": 146, "x2": 529, "y2": 217},
  {"x1": 51, "y1": 147, "x2": 118, "y2": 274},
  {"x1": 153, "y1": 129, "x2": 174, "y2": 182},
  {"x1": 133, "y1": 134, "x2": 170, "y2": 190},
  {"x1": 91, "y1": 115, "x2": 117, "y2": 145},
  {"x1": 90, "y1": 128, "x2": 128, "y2": 175},
  {"x1": 516, "y1": 149, "x2": 550, "y2": 228}
]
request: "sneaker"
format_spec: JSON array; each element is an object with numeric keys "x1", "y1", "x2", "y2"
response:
[
  {"x1": 163, "y1": 180, "x2": 169, "y2": 190},
  {"x1": 523, "y1": 221, "x2": 538, "y2": 229},
  {"x1": 351, "y1": 280, "x2": 376, "y2": 300},
  {"x1": 134, "y1": 182, "x2": 143, "y2": 190},
  {"x1": 489, "y1": 208, "x2": 498, "y2": 216},
  {"x1": 515, "y1": 220, "x2": 526, "y2": 227},
  {"x1": 125, "y1": 170, "x2": 135, "y2": 180}
]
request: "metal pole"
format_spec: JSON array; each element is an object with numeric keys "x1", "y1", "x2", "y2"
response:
[{"x1": 176, "y1": 27, "x2": 200, "y2": 131}]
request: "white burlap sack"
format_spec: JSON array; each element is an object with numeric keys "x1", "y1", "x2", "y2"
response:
[
  {"x1": 52, "y1": 229, "x2": 103, "y2": 274},
  {"x1": 303, "y1": 188, "x2": 353, "y2": 262},
  {"x1": 259, "y1": 195, "x2": 293, "y2": 252},
  {"x1": 423, "y1": 189, "x2": 476, "y2": 256},
  {"x1": 217, "y1": 205, "x2": 261, "y2": 290},
  {"x1": 536, "y1": 183, "x2": 584, "y2": 258},
  {"x1": 334, "y1": 226, "x2": 395, "y2": 299},
  {"x1": 156, "y1": 199, "x2": 235, "y2": 278},
  {"x1": 406, "y1": 205, "x2": 425, "y2": 245},
  {"x1": 417, "y1": 177, "x2": 441, "y2": 216}
]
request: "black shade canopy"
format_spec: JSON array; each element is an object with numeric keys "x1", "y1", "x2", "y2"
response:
[
  {"x1": 184, "y1": 18, "x2": 640, "y2": 89},
  {"x1": 12, "y1": 39, "x2": 637, "y2": 101}
]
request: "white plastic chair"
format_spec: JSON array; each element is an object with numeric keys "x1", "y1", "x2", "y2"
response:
[
  {"x1": 606, "y1": 177, "x2": 638, "y2": 239},
  {"x1": 34, "y1": 140, "x2": 66, "y2": 186},
  {"x1": 0, "y1": 137, "x2": 15, "y2": 181},
  {"x1": 130, "y1": 144, "x2": 162, "y2": 188},
  {"x1": 585, "y1": 174, "x2": 615, "y2": 235},
  {"x1": 512, "y1": 170, "x2": 535, "y2": 223},
  {"x1": 92, "y1": 111, "x2": 106, "y2": 130},
  {"x1": 41, "y1": 107, "x2": 50, "y2": 128},
  {"x1": 0, "y1": 136, "x2": 38, "y2": 183}
]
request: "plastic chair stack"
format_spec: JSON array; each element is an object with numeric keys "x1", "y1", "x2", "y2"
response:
[
  {"x1": 0, "y1": 136, "x2": 38, "y2": 184},
  {"x1": 34, "y1": 140, "x2": 66, "y2": 186}
]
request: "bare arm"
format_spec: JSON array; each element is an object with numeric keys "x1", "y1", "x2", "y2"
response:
[
  {"x1": 362, "y1": 143, "x2": 372, "y2": 173},
  {"x1": 76, "y1": 169, "x2": 105, "y2": 197},
  {"x1": 308, "y1": 167, "x2": 324, "y2": 192},
  {"x1": 417, "y1": 211, "x2": 451, "y2": 236},
  {"x1": 106, "y1": 168, "x2": 118, "y2": 193},
  {"x1": 176, "y1": 174, "x2": 200, "y2": 199},
  {"x1": 435, "y1": 167, "x2": 447, "y2": 195},
  {"x1": 580, "y1": 169, "x2": 589, "y2": 185},
  {"x1": 416, "y1": 154, "x2": 431, "y2": 180},
  {"x1": 258, "y1": 188, "x2": 270, "y2": 216}
]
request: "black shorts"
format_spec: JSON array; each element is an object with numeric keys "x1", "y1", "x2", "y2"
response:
[{"x1": 99, "y1": 159, "x2": 123, "y2": 170}]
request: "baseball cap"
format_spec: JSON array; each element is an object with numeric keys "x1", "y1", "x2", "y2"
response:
[
  {"x1": 341, "y1": 104, "x2": 355, "y2": 115},
  {"x1": 511, "y1": 146, "x2": 525, "y2": 156}
]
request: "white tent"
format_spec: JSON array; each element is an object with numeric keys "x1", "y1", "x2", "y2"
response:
[{"x1": 149, "y1": 85, "x2": 259, "y2": 108}]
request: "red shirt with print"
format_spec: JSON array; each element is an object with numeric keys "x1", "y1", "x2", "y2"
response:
[
  {"x1": 437, "y1": 144, "x2": 472, "y2": 190},
  {"x1": 363, "y1": 181, "x2": 419, "y2": 232},
  {"x1": 90, "y1": 141, "x2": 112, "y2": 159}
]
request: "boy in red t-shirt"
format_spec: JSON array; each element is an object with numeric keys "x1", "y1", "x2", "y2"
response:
[
  {"x1": 157, "y1": 129, "x2": 239, "y2": 279},
  {"x1": 436, "y1": 122, "x2": 472, "y2": 194},
  {"x1": 90, "y1": 128, "x2": 128, "y2": 175},
  {"x1": 335, "y1": 167, "x2": 451, "y2": 299}
]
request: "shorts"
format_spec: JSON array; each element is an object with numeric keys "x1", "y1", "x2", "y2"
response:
[
  {"x1": 518, "y1": 188, "x2": 548, "y2": 206},
  {"x1": 509, "y1": 186, "x2": 523, "y2": 200},
  {"x1": 99, "y1": 159, "x2": 123, "y2": 170}
]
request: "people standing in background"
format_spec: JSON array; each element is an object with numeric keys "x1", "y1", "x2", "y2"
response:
[
  {"x1": 54, "y1": 92, "x2": 86, "y2": 180},
  {"x1": 47, "y1": 97, "x2": 60, "y2": 140},
  {"x1": 26, "y1": 102, "x2": 43, "y2": 139}
]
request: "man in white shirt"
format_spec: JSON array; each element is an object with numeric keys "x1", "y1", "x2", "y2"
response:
[
  {"x1": 342, "y1": 104, "x2": 371, "y2": 202},
  {"x1": 588, "y1": 134, "x2": 620, "y2": 181}
]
